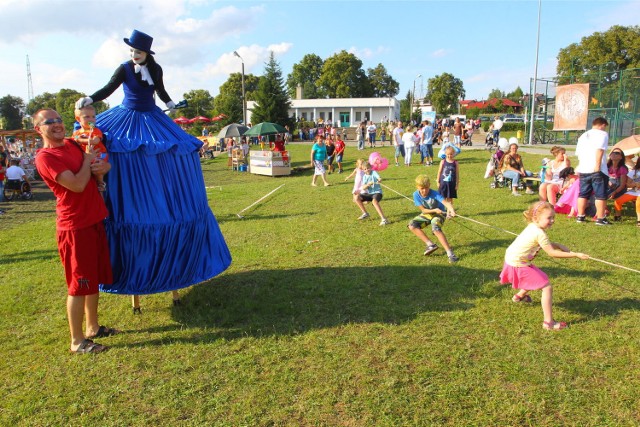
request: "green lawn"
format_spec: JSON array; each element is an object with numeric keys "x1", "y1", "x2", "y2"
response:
[{"x1": 1, "y1": 144, "x2": 639, "y2": 426}]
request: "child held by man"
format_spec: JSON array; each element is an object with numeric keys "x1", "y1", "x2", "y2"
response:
[{"x1": 73, "y1": 105, "x2": 108, "y2": 191}]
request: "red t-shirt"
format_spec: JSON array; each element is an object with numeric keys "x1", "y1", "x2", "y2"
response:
[
  {"x1": 273, "y1": 139, "x2": 286, "y2": 152},
  {"x1": 334, "y1": 139, "x2": 345, "y2": 154},
  {"x1": 35, "y1": 139, "x2": 108, "y2": 230}
]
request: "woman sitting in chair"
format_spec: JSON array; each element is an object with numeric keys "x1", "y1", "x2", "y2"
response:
[{"x1": 500, "y1": 143, "x2": 534, "y2": 196}]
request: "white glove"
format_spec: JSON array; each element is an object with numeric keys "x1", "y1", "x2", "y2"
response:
[
  {"x1": 165, "y1": 101, "x2": 176, "y2": 114},
  {"x1": 75, "y1": 97, "x2": 93, "y2": 109}
]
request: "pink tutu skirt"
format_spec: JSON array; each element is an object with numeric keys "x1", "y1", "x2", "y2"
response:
[{"x1": 500, "y1": 262, "x2": 549, "y2": 290}]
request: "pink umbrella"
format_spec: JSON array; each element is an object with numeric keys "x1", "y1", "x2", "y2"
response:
[{"x1": 174, "y1": 116, "x2": 190, "y2": 124}]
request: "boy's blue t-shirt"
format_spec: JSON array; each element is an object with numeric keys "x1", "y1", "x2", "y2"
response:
[
  {"x1": 361, "y1": 171, "x2": 381, "y2": 194},
  {"x1": 413, "y1": 188, "x2": 445, "y2": 210}
]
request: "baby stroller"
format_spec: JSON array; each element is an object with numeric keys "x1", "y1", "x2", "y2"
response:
[
  {"x1": 484, "y1": 133, "x2": 496, "y2": 150},
  {"x1": 460, "y1": 130, "x2": 473, "y2": 146}
]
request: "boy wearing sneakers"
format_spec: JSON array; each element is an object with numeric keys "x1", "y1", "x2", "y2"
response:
[{"x1": 408, "y1": 174, "x2": 458, "y2": 263}]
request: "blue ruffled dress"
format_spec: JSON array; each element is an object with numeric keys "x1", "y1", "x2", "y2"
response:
[{"x1": 96, "y1": 63, "x2": 231, "y2": 294}]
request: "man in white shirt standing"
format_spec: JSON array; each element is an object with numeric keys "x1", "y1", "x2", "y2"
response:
[
  {"x1": 574, "y1": 117, "x2": 610, "y2": 225},
  {"x1": 367, "y1": 121, "x2": 377, "y2": 148},
  {"x1": 393, "y1": 121, "x2": 404, "y2": 167}
]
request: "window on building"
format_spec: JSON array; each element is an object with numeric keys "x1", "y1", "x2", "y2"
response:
[
  {"x1": 355, "y1": 112, "x2": 362, "y2": 122},
  {"x1": 319, "y1": 112, "x2": 325, "y2": 120}
]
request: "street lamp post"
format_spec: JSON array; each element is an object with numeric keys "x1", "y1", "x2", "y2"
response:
[{"x1": 233, "y1": 51, "x2": 246, "y2": 125}]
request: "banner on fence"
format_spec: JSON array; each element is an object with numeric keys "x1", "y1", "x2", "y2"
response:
[{"x1": 554, "y1": 83, "x2": 589, "y2": 131}]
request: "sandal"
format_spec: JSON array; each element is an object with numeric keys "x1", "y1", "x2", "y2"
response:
[
  {"x1": 636, "y1": 221, "x2": 640, "y2": 227},
  {"x1": 512, "y1": 294, "x2": 532, "y2": 303},
  {"x1": 87, "y1": 325, "x2": 121, "y2": 339},
  {"x1": 542, "y1": 321, "x2": 568, "y2": 331},
  {"x1": 71, "y1": 339, "x2": 108, "y2": 354}
]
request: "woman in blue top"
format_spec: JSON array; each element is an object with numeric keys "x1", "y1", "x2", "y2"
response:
[
  {"x1": 75, "y1": 30, "x2": 231, "y2": 310},
  {"x1": 310, "y1": 134, "x2": 330, "y2": 187}
]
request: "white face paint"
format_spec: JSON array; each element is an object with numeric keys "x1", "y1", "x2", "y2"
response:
[{"x1": 130, "y1": 48, "x2": 147, "y2": 65}]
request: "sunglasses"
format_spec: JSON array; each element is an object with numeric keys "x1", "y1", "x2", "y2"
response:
[{"x1": 39, "y1": 118, "x2": 63, "y2": 125}]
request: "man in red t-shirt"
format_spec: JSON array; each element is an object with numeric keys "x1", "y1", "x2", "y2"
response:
[
  {"x1": 334, "y1": 136, "x2": 346, "y2": 173},
  {"x1": 34, "y1": 108, "x2": 118, "y2": 354}
]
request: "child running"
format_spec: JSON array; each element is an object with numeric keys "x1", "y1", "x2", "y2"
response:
[
  {"x1": 408, "y1": 174, "x2": 458, "y2": 263},
  {"x1": 355, "y1": 161, "x2": 389, "y2": 225},
  {"x1": 500, "y1": 201, "x2": 589, "y2": 331},
  {"x1": 437, "y1": 145, "x2": 459, "y2": 206},
  {"x1": 73, "y1": 105, "x2": 109, "y2": 191}
]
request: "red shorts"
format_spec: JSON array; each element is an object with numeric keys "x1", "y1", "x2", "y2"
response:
[{"x1": 57, "y1": 222, "x2": 112, "y2": 296}]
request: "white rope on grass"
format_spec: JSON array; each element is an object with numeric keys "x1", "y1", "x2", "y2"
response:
[
  {"x1": 236, "y1": 183, "x2": 285, "y2": 218},
  {"x1": 381, "y1": 183, "x2": 413, "y2": 202},
  {"x1": 380, "y1": 183, "x2": 640, "y2": 275}
]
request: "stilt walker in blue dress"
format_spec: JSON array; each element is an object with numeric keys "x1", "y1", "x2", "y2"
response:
[{"x1": 75, "y1": 30, "x2": 231, "y2": 312}]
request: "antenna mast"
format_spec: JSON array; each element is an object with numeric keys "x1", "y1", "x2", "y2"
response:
[{"x1": 26, "y1": 55, "x2": 34, "y2": 112}]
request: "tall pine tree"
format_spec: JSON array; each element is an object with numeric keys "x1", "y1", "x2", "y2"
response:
[{"x1": 251, "y1": 52, "x2": 292, "y2": 126}]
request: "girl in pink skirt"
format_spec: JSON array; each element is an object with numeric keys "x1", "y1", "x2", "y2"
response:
[{"x1": 500, "y1": 202, "x2": 589, "y2": 331}]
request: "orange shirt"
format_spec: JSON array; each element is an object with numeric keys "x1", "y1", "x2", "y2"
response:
[{"x1": 72, "y1": 127, "x2": 108, "y2": 160}]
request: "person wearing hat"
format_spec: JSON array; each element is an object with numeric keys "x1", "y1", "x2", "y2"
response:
[{"x1": 75, "y1": 30, "x2": 232, "y2": 311}]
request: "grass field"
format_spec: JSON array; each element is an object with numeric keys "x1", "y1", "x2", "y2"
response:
[{"x1": 1, "y1": 144, "x2": 639, "y2": 426}]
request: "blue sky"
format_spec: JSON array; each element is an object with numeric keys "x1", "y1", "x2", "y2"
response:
[{"x1": 1, "y1": 0, "x2": 639, "y2": 110}]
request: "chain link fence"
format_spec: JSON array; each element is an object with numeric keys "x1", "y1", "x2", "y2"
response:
[{"x1": 526, "y1": 68, "x2": 640, "y2": 144}]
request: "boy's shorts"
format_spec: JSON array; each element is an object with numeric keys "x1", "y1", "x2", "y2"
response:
[
  {"x1": 357, "y1": 192, "x2": 382, "y2": 203},
  {"x1": 57, "y1": 222, "x2": 112, "y2": 296},
  {"x1": 336, "y1": 153, "x2": 343, "y2": 163},
  {"x1": 395, "y1": 145, "x2": 406, "y2": 158},
  {"x1": 409, "y1": 213, "x2": 446, "y2": 232}
]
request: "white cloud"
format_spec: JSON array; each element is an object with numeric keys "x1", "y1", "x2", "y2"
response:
[
  {"x1": 432, "y1": 49, "x2": 448, "y2": 58},
  {"x1": 347, "y1": 45, "x2": 390, "y2": 60},
  {"x1": 204, "y1": 43, "x2": 294, "y2": 78}
]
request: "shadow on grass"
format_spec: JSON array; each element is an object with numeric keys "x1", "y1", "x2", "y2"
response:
[
  {"x1": 0, "y1": 249, "x2": 59, "y2": 265},
  {"x1": 558, "y1": 297, "x2": 640, "y2": 317},
  {"x1": 147, "y1": 265, "x2": 498, "y2": 342}
]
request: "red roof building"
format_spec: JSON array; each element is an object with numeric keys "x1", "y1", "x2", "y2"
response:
[{"x1": 461, "y1": 98, "x2": 524, "y2": 113}]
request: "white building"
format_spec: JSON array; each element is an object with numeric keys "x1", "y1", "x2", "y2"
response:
[{"x1": 246, "y1": 97, "x2": 400, "y2": 127}]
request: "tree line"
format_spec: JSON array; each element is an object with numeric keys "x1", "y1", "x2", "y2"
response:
[{"x1": 1, "y1": 25, "x2": 638, "y2": 132}]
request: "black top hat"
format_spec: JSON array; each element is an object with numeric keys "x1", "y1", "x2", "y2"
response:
[{"x1": 123, "y1": 30, "x2": 155, "y2": 55}]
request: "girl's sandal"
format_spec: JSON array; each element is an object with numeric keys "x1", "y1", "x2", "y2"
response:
[
  {"x1": 543, "y1": 321, "x2": 568, "y2": 331},
  {"x1": 512, "y1": 294, "x2": 532, "y2": 303},
  {"x1": 636, "y1": 221, "x2": 640, "y2": 228}
]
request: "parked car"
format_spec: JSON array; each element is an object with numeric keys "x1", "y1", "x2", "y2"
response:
[{"x1": 503, "y1": 117, "x2": 525, "y2": 123}]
